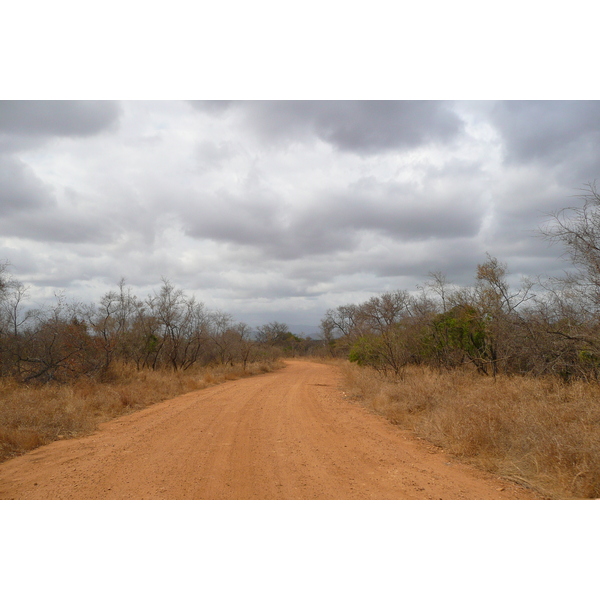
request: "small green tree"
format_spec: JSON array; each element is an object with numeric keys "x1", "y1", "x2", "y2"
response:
[{"x1": 430, "y1": 305, "x2": 488, "y2": 372}]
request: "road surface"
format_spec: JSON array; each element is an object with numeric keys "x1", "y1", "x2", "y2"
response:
[{"x1": 0, "y1": 360, "x2": 540, "y2": 499}]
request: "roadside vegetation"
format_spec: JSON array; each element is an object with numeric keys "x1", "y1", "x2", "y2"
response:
[
  {"x1": 0, "y1": 273, "x2": 312, "y2": 463},
  {"x1": 341, "y1": 362, "x2": 600, "y2": 498},
  {"x1": 323, "y1": 183, "x2": 600, "y2": 499}
]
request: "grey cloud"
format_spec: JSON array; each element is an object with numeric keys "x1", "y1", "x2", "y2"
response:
[
  {"x1": 269, "y1": 224, "x2": 357, "y2": 261},
  {"x1": 248, "y1": 101, "x2": 465, "y2": 154},
  {"x1": 0, "y1": 161, "x2": 122, "y2": 245},
  {"x1": 195, "y1": 140, "x2": 238, "y2": 171},
  {"x1": 279, "y1": 237, "x2": 483, "y2": 295},
  {"x1": 0, "y1": 207, "x2": 115, "y2": 244},
  {"x1": 183, "y1": 189, "x2": 285, "y2": 246},
  {"x1": 23, "y1": 254, "x2": 131, "y2": 290},
  {"x1": 187, "y1": 100, "x2": 234, "y2": 115},
  {"x1": 0, "y1": 156, "x2": 52, "y2": 214},
  {"x1": 485, "y1": 169, "x2": 578, "y2": 250},
  {"x1": 181, "y1": 169, "x2": 487, "y2": 263},
  {"x1": 192, "y1": 100, "x2": 464, "y2": 155},
  {"x1": 364, "y1": 239, "x2": 483, "y2": 282},
  {"x1": 0, "y1": 133, "x2": 43, "y2": 154},
  {"x1": 554, "y1": 150, "x2": 600, "y2": 187},
  {"x1": 221, "y1": 278, "x2": 324, "y2": 301},
  {"x1": 490, "y1": 101, "x2": 600, "y2": 168},
  {"x1": 312, "y1": 179, "x2": 484, "y2": 241},
  {"x1": 291, "y1": 160, "x2": 489, "y2": 255},
  {"x1": 313, "y1": 101, "x2": 463, "y2": 154},
  {"x1": 15, "y1": 238, "x2": 183, "y2": 292},
  {"x1": 2, "y1": 211, "x2": 113, "y2": 244},
  {"x1": 183, "y1": 189, "x2": 358, "y2": 260},
  {"x1": 0, "y1": 101, "x2": 121, "y2": 137}
]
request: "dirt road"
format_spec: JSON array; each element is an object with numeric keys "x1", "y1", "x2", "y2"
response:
[{"x1": 0, "y1": 360, "x2": 540, "y2": 499}]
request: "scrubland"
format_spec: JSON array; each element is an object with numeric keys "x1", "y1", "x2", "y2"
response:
[
  {"x1": 341, "y1": 361, "x2": 600, "y2": 499},
  {"x1": 0, "y1": 359, "x2": 282, "y2": 463}
]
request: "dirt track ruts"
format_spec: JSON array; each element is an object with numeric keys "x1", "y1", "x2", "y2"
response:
[{"x1": 0, "y1": 360, "x2": 540, "y2": 500}]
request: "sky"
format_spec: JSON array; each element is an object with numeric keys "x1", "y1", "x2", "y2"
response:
[{"x1": 1, "y1": 99, "x2": 600, "y2": 333}]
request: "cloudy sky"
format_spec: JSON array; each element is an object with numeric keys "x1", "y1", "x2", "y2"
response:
[{"x1": 1, "y1": 100, "x2": 599, "y2": 332}]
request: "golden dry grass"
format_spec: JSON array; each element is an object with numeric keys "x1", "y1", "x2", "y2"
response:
[
  {"x1": 0, "y1": 359, "x2": 283, "y2": 463},
  {"x1": 340, "y1": 362, "x2": 600, "y2": 499}
]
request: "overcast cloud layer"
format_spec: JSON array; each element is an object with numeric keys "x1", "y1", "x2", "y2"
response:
[{"x1": 1, "y1": 100, "x2": 597, "y2": 332}]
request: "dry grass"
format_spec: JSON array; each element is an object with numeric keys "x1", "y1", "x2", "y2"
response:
[
  {"x1": 0, "y1": 359, "x2": 282, "y2": 464},
  {"x1": 340, "y1": 362, "x2": 600, "y2": 499}
]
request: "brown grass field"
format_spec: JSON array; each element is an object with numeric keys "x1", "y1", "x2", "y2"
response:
[
  {"x1": 0, "y1": 360, "x2": 282, "y2": 464},
  {"x1": 340, "y1": 361, "x2": 600, "y2": 499}
]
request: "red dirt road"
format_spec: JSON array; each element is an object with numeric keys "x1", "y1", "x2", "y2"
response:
[{"x1": 0, "y1": 361, "x2": 540, "y2": 500}]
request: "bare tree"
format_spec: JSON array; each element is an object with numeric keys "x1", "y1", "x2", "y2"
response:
[
  {"x1": 88, "y1": 279, "x2": 141, "y2": 372},
  {"x1": 536, "y1": 181, "x2": 600, "y2": 378},
  {"x1": 540, "y1": 181, "x2": 600, "y2": 309},
  {"x1": 15, "y1": 295, "x2": 100, "y2": 383},
  {"x1": 256, "y1": 321, "x2": 290, "y2": 345},
  {"x1": 206, "y1": 310, "x2": 238, "y2": 365},
  {"x1": 420, "y1": 271, "x2": 453, "y2": 313}
]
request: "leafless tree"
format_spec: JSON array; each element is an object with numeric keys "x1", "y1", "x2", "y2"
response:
[
  {"x1": 536, "y1": 181, "x2": 600, "y2": 378},
  {"x1": 540, "y1": 181, "x2": 600, "y2": 309}
]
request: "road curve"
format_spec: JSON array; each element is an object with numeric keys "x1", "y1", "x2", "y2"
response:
[{"x1": 0, "y1": 360, "x2": 540, "y2": 500}]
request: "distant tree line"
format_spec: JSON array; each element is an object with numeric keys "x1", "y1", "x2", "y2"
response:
[
  {"x1": 321, "y1": 182, "x2": 600, "y2": 382},
  {"x1": 0, "y1": 273, "x2": 317, "y2": 384}
]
